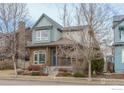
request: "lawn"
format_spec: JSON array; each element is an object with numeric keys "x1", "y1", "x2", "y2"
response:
[{"x1": 0, "y1": 70, "x2": 15, "y2": 76}]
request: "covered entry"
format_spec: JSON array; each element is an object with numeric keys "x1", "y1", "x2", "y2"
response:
[
  {"x1": 27, "y1": 38, "x2": 75, "y2": 67},
  {"x1": 51, "y1": 48, "x2": 57, "y2": 66}
]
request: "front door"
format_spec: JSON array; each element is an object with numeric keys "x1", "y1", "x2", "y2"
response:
[{"x1": 51, "y1": 49, "x2": 57, "y2": 66}]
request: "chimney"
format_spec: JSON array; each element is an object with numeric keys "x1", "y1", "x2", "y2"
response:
[
  {"x1": 18, "y1": 21, "x2": 25, "y2": 32},
  {"x1": 18, "y1": 21, "x2": 26, "y2": 61}
]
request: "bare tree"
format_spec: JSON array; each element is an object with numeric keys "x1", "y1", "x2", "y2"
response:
[
  {"x1": 58, "y1": 3, "x2": 113, "y2": 80},
  {"x1": 59, "y1": 4, "x2": 73, "y2": 27},
  {"x1": 57, "y1": 4, "x2": 86, "y2": 74},
  {"x1": 57, "y1": 4, "x2": 73, "y2": 59},
  {"x1": 0, "y1": 3, "x2": 28, "y2": 77},
  {"x1": 74, "y1": 3, "x2": 114, "y2": 80}
]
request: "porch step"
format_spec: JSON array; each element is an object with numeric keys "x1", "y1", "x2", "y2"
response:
[
  {"x1": 48, "y1": 67, "x2": 59, "y2": 76},
  {"x1": 48, "y1": 66, "x2": 73, "y2": 76}
]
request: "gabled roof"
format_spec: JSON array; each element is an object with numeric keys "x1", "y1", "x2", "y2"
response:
[
  {"x1": 63, "y1": 25, "x2": 88, "y2": 32},
  {"x1": 113, "y1": 15, "x2": 124, "y2": 29},
  {"x1": 113, "y1": 15, "x2": 124, "y2": 22},
  {"x1": 32, "y1": 13, "x2": 63, "y2": 29}
]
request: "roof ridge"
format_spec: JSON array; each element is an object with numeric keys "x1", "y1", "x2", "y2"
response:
[{"x1": 32, "y1": 13, "x2": 63, "y2": 29}]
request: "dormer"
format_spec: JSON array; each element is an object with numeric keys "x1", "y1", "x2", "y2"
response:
[
  {"x1": 32, "y1": 13, "x2": 63, "y2": 44},
  {"x1": 113, "y1": 15, "x2": 124, "y2": 43}
]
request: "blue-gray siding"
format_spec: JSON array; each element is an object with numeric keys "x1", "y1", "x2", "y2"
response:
[{"x1": 114, "y1": 46, "x2": 124, "y2": 73}]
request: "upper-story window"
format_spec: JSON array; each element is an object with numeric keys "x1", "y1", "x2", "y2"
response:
[
  {"x1": 121, "y1": 31, "x2": 124, "y2": 41},
  {"x1": 119, "y1": 26, "x2": 124, "y2": 41},
  {"x1": 35, "y1": 30, "x2": 49, "y2": 42}
]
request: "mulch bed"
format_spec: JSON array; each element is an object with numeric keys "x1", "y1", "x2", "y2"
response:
[{"x1": 93, "y1": 73, "x2": 124, "y2": 79}]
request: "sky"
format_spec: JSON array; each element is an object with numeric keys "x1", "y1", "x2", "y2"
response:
[
  {"x1": 27, "y1": 3, "x2": 124, "y2": 26},
  {"x1": 27, "y1": 4, "x2": 63, "y2": 25}
]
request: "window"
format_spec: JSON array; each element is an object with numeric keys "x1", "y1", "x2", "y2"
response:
[
  {"x1": 122, "y1": 49, "x2": 124, "y2": 63},
  {"x1": 35, "y1": 30, "x2": 49, "y2": 42},
  {"x1": 119, "y1": 26, "x2": 124, "y2": 41},
  {"x1": 121, "y1": 31, "x2": 124, "y2": 41},
  {"x1": 119, "y1": 26, "x2": 124, "y2": 31},
  {"x1": 34, "y1": 52, "x2": 38, "y2": 64},
  {"x1": 35, "y1": 31, "x2": 41, "y2": 41},
  {"x1": 34, "y1": 51, "x2": 46, "y2": 64}
]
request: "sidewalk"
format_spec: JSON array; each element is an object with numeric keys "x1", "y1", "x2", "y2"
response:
[
  {"x1": 0, "y1": 75, "x2": 124, "y2": 85},
  {"x1": 0, "y1": 70, "x2": 124, "y2": 85}
]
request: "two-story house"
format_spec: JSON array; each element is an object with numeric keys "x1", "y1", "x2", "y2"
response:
[
  {"x1": 113, "y1": 15, "x2": 124, "y2": 73},
  {"x1": 27, "y1": 13, "x2": 89, "y2": 71}
]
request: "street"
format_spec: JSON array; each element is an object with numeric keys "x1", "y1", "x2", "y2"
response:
[
  {"x1": 0, "y1": 79, "x2": 83, "y2": 85},
  {"x1": 0, "y1": 79, "x2": 124, "y2": 85}
]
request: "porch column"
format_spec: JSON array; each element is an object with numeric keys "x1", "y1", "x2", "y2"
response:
[
  {"x1": 46, "y1": 47, "x2": 50, "y2": 66},
  {"x1": 71, "y1": 55, "x2": 72, "y2": 65},
  {"x1": 56, "y1": 46, "x2": 58, "y2": 66}
]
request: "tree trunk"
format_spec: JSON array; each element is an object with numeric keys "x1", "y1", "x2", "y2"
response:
[
  {"x1": 23, "y1": 59, "x2": 25, "y2": 70},
  {"x1": 12, "y1": 55, "x2": 17, "y2": 78}
]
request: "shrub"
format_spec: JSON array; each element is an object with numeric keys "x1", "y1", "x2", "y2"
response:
[
  {"x1": 62, "y1": 72, "x2": 72, "y2": 76},
  {"x1": 73, "y1": 72, "x2": 85, "y2": 77},
  {"x1": 58, "y1": 68, "x2": 68, "y2": 72},
  {"x1": 41, "y1": 73, "x2": 49, "y2": 76},
  {"x1": 31, "y1": 71, "x2": 41, "y2": 76},
  {"x1": 0, "y1": 61, "x2": 14, "y2": 70},
  {"x1": 28, "y1": 65, "x2": 41, "y2": 71},
  {"x1": 56, "y1": 72, "x2": 72, "y2": 77},
  {"x1": 91, "y1": 58, "x2": 104, "y2": 74},
  {"x1": 107, "y1": 62, "x2": 114, "y2": 73}
]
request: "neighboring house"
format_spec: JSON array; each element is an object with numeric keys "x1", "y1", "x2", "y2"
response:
[
  {"x1": 0, "y1": 21, "x2": 31, "y2": 68},
  {"x1": 0, "y1": 33, "x2": 12, "y2": 61},
  {"x1": 113, "y1": 15, "x2": 124, "y2": 73}
]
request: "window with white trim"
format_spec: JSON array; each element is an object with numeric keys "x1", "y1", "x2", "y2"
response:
[
  {"x1": 35, "y1": 30, "x2": 49, "y2": 42},
  {"x1": 119, "y1": 26, "x2": 124, "y2": 41},
  {"x1": 34, "y1": 51, "x2": 46, "y2": 64},
  {"x1": 121, "y1": 31, "x2": 124, "y2": 41},
  {"x1": 122, "y1": 49, "x2": 124, "y2": 63}
]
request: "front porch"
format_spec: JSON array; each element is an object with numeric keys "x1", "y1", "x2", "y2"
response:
[
  {"x1": 28, "y1": 46, "x2": 74, "y2": 67},
  {"x1": 27, "y1": 38, "x2": 76, "y2": 67}
]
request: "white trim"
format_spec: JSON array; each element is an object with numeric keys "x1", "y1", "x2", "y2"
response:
[
  {"x1": 33, "y1": 50, "x2": 46, "y2": 64},
  {"x1": 121, "y1": 31, "x2": 124, "y2": 41},
  {"x1": 35, "y1": 30, "x2": 49, "y2": 42},
  {"x1": 122, "y1": 49, "x2": 124, "y2": 63}
]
